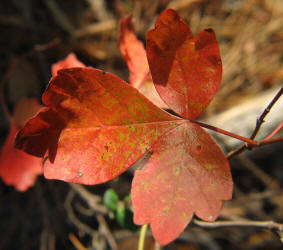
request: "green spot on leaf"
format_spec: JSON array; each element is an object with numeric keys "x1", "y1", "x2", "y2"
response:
[
  {"x1": 119, "y1": 132, "x2": 125, "y2": 141},
  {"x1": 128, "y1": 125, "x2": 136, "y2": 132},
  {"x1": 205, "y1": 164, "x2": 214, "y2": 170},
  {"x1": 207, "y1": 67, "x2": 214, "y2": 73}
]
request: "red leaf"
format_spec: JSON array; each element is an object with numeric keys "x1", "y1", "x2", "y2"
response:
[
  {"x1": 14, "y1": 10, "x2": 233, "y2": 244},
  {"x1": 119, "y1": 15, "x2": 149, "y2": 89},
  {"x1": 146, "y1": 9, "x2": 222, "y2": 119},
  {"x1": 14, "y1": 53, "x2": 86, "y2": 159},
  {"x1": 15, "y1": 68, "x2": 180, "y2": 184},
  {"x1": 51, "y1": 53, "x2": 86, "y2": 76},
  {"x1": 15, "y1": 107, "x2": 65, "y2": 159},
  {"x1": 132, "y1": 120, "x2": 232, "y2": 245},
  {"x1": 0, "y1": 124, "x2": 42, "y2": 191},
  {"x1": 0, "y1": 98, "x2": 43, "y2": 191},
  {"x1": 119, "y1": 15, "x2": 167, "y2": 108}
]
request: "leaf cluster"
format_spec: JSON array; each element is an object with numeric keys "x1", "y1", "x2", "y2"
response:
[{"x1": 14, "y1": 9, "x2": 233, "y2": 245}]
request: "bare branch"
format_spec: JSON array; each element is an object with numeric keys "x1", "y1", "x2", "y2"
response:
[
  {"x1": 194, "y1": 218, "x2": 283, "y2": 243},
  {"x1": 69, "y1": 183, "x2": 108, "y2": 214},
  {"x1": 227, "y1": 87, "x2": 283, "y2": 158},
  {"x1": 190, "y1": 120, "x2": 283, "y2": 148},
  {"x1": 68, "y1": 233, "x2": 87, "y2": 250},
  {"x1": 97, "y1": 214, "x2": 118, "y2": 250},
  {"x1": 264, "y1": 121, "x2": 283, "y2": 141},
  {"x1": 250, "y1": 87, "x2": 283, "y2": 140},
  {"x1": 193, "y1": 218, "x2": 283, "y2": 231},
  {"x1": 65, "y1": 190, "x2": 97, "y2": 236}
]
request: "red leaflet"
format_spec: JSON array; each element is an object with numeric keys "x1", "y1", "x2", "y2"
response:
[
  {"x1": 132, "y1": 121, "x2": 232, "y2": 245},
  {"x1": 147, "y1": 9, "x2": 222, "y2": 119},
  {"x1": 119, "y1": 15, "x2": 167, "y2": 108},
  {"x1": 15, "y1": 68, "x2": 180, "y2": 184},
  {"x1": 0, "y1": 124, "x2": 42, "y2": 191},
  {"x1": 0, "y1": 98, "x2": 43, "y2": 191},
  {"x1": 0, "y1": 53, "x2": 84, "y2": 192},
  {"x1": 119, "y1": 15, "x2": 149, "y2": 89},
  {"x1": 51, "y1": 53, "x2": 86, "y2": 76}
]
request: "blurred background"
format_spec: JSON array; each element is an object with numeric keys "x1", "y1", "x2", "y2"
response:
[{"x1": 0, "y1": 0, "x2": 282, "y2": 249}]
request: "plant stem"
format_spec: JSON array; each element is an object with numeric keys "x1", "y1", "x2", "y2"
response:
[
  {"x1": 190, "y1": 120, "x2": 283, "y2": 147},
  {"x1": 250, "y1": 87, "x2": 282, "y2": 140},
  {"x1": 226, "y1": 87, "x2": 283, "y2": 158},
  {"x1": 264, "y1": 121, "x2": 283, "y2": 141},
  {"x1": 138, "y1": 224, "x2": 148, "y2": 250},
  {"x1": 193, "y1": 218, "x2": 283, "y2": 231},
  {"x1": 69, "y1": 233, "x2": 87, "y2": 250},
  {"x1": 69, "y1": 183, "x2": 108, "y2": 214},
  {"x1": 190, "y1": 120, "x2": 259, "y2": 146},
  {"x1": 96, "y1": 214, "x2": 118, "y2": 250},
  {"x1": 187, "y1": 87, "x2": 283, "y2": 158}
]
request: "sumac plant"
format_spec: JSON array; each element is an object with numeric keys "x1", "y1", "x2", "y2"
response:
[{"x1": 14, "y1": 9, "x2": 282, "y2": 245}]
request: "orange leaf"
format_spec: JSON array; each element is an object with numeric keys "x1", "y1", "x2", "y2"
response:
[
  {"x1": 15, "y1": 68, "x2": 180, "y2": 184},
  {"x1": 147, "y1": 9, "x2": 222, "y2": 119},
  {"x1": 132, "y1": 121, "x2": 232, "y2": 245},
  {"x1": 14, "y1": 69, "x2": 232, "y2": 243},
  {"x1": 0, "y1": 98, "x2": 43, "y2": 191},
  {"x1": 119, "y1": 15, "x2": 167, "y2": 109},
  {"x1": 51, "y1": 53, "x2": 86, "y2": 76}
]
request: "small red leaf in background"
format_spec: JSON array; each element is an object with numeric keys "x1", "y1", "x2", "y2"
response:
[
  {"x1": 51, "y1": 52, "x2": 86, "y2": 76},
  {"x1": 0, "y1": 52, "x2": 84, "y2": 191},
  {"x1": 147, "y1": 9, "x2": 222, "y2": 119},
  {"x1": 13, "y1": 54, "x2": 84, "y2": 159},
  {"x1": 15, "y1": 68, "x2": 180, "y2": 185},
  {"x1": 0, "y1": 98, "x2": 43, "y2": 191},
  {"x1": 119, "y1": 14, "x2": 148, "y2": 89},
  {"x1": 119, "y1": 15, "x2": 167, "y2": 108}
]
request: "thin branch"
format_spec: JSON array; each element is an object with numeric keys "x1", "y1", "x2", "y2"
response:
[
  {"x1": 193, "y1": 218, "x2": 283, "y2": 232},
  {"x1": 264, "y1": 121, "x2": 283, "y2": 141},
  {"x1": 69, "y1": 183, "x2": 108, "y2": 214},
  {"x1": 261, "y1": 137, "x2": 283, "y2": 145},
  {"x1": 44, "y1": 0, "x2": 74, "y2": 34},
  {"x1": 75, "y1": 203, "x2": 94, "y2": 216},
  {"x1": 250, "y1": 87, "x2": 283, "y2": 139},
  {"x1": 190, "y1": 120, "x2": 283, "y2": 147},
  {"x1": 73, "y1": 19, "x2": 116, "y2": 38},
  {"x1": 66, "y1": 190, "x2": 108, "y2": 250},
  {"x1": 190, "y1": 120, "x2": 261, "y2": 146},
  {"x1": 40, "y1": 229, "x2": 48, "y2": 250},
  {"x1": 226, "y1": 87, "x2": 283, "y2": 159},
  {"x1": 85, "y1": 0, "x2": 111, "y2": 21},
  {"x1": 65, "y1": 190, "x2": 97, "y2": 236},
  {"x1": 68, "y1": 233, "x2": 87, "y2": 250},
  {"x1": 34, "y1": 38, "x2": 61, "y2": 52},
  {"x1": 97, "y1": 214, "x2": 118, "y2": 250},
  {"x1": 154, "y1": 241, "x2": 162, "y2": 250}
]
